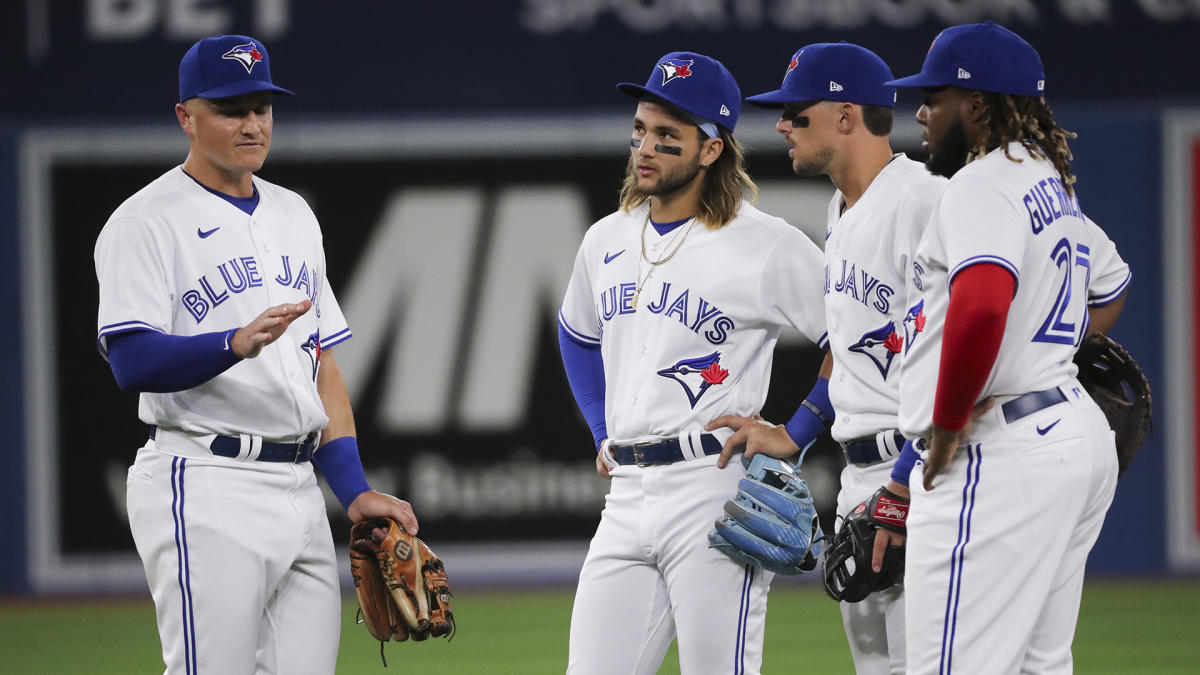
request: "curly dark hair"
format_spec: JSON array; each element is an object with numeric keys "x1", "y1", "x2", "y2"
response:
[{"x1": 970, "y1": 93, "x2": 1078, "y2": 197}]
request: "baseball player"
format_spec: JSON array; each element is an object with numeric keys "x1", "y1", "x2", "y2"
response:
[
  {"x1": 883, "y1": 22, "x2": 1131, "y2": 673},
  {"x1": 557, "y1": 52, "x2": 828, "y2": 674},
  {"x1": 709, "y1": 42, "x2": 946, "y2": 674},
  {"x1": 94, "y1": 34, "x2": 417, "y2": 674}
]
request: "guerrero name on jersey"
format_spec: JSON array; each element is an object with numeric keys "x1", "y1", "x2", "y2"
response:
[
  {"x1": 559, "y1": 201, "x2": 828, "y2": 445},
  {"x1": 824, "y1": 154, "x2": 946, "y2": 443},
  {"x1": 95, "y1": 167, "x2": 352, "y2": 440},
  {"x1": 898, "y1": 141, "x2": 1130, "y2": 442}
]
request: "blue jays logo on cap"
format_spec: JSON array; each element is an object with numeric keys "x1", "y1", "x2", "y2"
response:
[
  {"x1": 786, "y1": 52, "x2": 802, "y2": 75},
  {"x1": 658, "y1": 58, "x2": 695, "y2": 85},
  {"x1": 222, "y1": 42, "x2": 265, "y2": 74}
]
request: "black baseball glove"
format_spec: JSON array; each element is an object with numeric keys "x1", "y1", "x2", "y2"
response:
[
  {"x1": 821, "y1": 487, "x2": 907, "y2": 603},
  {"x1": 1074, "y1": 333, "x2": 1152, "y2": 477}
]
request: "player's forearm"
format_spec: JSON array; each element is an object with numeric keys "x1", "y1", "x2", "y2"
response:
[
  {"x1": 1086, "y1": 290, "x2": 1126, "y2": 335},
  {"x1": 932, "y1": 264, "x2": 1014, "y2": 431},
  {"x1": 314, "y1": 350, "x2": 371, "y2": 509},
  {"x1": 558, "y1": 325, "x2": 608, "y2": 449},
  {"x1": 106, "y1": 328, "x2": 242, "y2": 393},
  {"x1": 316, "y1": 350, "x2": 356, "y2": 441}
]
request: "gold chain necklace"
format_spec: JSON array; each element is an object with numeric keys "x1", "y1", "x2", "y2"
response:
[{"x1": 634, "y1": 210, "x2": 697, "y2": 308}]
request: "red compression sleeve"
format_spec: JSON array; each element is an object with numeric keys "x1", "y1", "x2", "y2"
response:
[{"x1": 932, "y1": 263, "x2": 1016, "y2": 431}]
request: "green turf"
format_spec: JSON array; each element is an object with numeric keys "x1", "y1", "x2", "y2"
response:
[{"x1": 1, "y1": 580, "x2": 1196, "y2": 673}]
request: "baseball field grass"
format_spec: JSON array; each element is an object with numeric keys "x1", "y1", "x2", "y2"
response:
[{"x1": 1, "y1": 578, "x2": 1196, "y2": 673}]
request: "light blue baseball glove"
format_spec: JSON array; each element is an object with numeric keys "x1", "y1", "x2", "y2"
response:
[{"x1": 707, "y1": 453, "x2": 824, "y2": 575}]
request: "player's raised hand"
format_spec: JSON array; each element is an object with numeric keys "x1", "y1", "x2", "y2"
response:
[
  {"x1": 231, "y1": 300, "x2": 312, "y2": 358},
  {"x1": 707, "y1": 415, "x2": 799, "y2": 468},
  {"x1": 348, "y1": 490, "x2": 419, "y2": 535}
]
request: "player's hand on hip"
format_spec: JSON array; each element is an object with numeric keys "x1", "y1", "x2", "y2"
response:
[
  {"x1": 921, "y1": 399, "x2": 995, "y2": 491},
  {"x1": 231, "y1": 300, "x2": 313, "y2": 358},
  {"x1": 348, "y1": 490, "x2": 419, "y2": 535},
  {"x1": 706, "y1": 415, "x2": 798, "y2": 468},
  {"x1": 595, "y1": 439, "x2": 615, "y2": 479}
]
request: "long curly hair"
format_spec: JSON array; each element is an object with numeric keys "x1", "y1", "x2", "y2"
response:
[
  {"x1": 620, "y1": 127, "x2": 757, "y2": 230},
  {"x1": 970, "y1": 93, "x2": 1078, "y2": 197}
]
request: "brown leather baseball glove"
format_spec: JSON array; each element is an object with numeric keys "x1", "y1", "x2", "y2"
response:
[
  {"x1": 1074, "y1": 332, "x2": 1152, "y2": 477},
  {"x1": 349, "y1": 517, "x2": 455, "y2": 659}
]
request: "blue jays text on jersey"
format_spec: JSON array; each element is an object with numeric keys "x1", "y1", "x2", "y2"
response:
[
  {"x1": 182, "y1": 254, "x2": 321, "y2": 323},
  {"x1": 824, "y1": 257, "x2": 896, "y2": 315},
  {"x1": 598, "y1": 280, "x2": 734, "y2": 345}
]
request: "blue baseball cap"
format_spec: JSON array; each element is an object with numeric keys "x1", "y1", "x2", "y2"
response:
[
  {"x1": 179, "y1": 34, "x2": 294, "y2": 103},
  {"x1": 886, "y1": 22, "x2": 1045, "y2": 97},
  {"x1": 617, "y1": 52, "x2": 741, "y2": 137},
  {"x1": 746, "y1": 42, "x2": 896, "y2": 109}
]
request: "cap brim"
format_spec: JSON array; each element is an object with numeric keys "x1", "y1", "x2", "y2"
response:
[
  {"x1": 883, "y1": 73, "x2": 945, "y2": 89},
  {"x1": 192, "y1": 80, "x2": 295, "y2": 101},
  {"x1": 616, "y1": 83, "x2": 724, "y2": 133},
  {"x1": 744, "y1": 89, "x2": 813, "y2": 108}
]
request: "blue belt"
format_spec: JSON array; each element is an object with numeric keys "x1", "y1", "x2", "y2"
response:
[
  {"x1": 840, "y1": 430, "x2": 906, "y2": 466},
  {"x1": 610, "y1": 434, "x2": 723, "y2": 466},
  {"x1": 149, "y1": 425, "x2": 316, "y2": 463},
  {"x1": 1000, "y1": 387, "x2": 1067, "y2": 423}
]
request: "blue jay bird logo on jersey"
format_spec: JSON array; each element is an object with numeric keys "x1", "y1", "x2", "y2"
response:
[
  {"x1": 222, "y1": 42, "x2": 265, "y2": 74},
  {"x1": 902, "y1": 300, "x2": 926, "y2": 354},
  {"x1": 657, "y1": 352, "x2": 730, "y2": 408},
  {"x1": 848, "y1": 322, "x2": 903, "y2": 378},
  {"x1": 658, "y1": 58, "x2": 695, "y2": 85},
  {"x1": 300, "y1": 330, "x2": 322, "y2": 380}
]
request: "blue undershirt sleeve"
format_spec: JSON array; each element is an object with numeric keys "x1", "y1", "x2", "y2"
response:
[
  {"x1": 890, "y1": 440, "x2": 921, "y2": 487},
  {"x1": 784, "y1": 377, "x2": 834, "y2": 450},
  {"x1": 558, "y1": 325, "x2": 608, "y2": 450},
  {"x1": 312, "y1": 436, "x2": 372, "y2": 510},
  {"x1": 106, "y1": 328, "x2": 242, "y2": 393}
]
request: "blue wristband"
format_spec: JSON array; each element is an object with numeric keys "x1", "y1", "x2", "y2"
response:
[
  {"x1": 784, "y1": 377, "x2": 834, "y2": 449},
  {"x1": 312, "y1": 436, "x2": 372, "y2": 510},
  {"x1": 890, "y1": 439, "x2": 921, "y2": 487}
]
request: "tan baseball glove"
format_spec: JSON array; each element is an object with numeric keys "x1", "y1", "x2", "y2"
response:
[{"x1": 349, "y1": 517, "x2": 455, "y2": 659}]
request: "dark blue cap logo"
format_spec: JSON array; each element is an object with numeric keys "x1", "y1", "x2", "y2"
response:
[
  {"x1": 221, "y1": 42, "x2": 264, "y2": 74},
  {"x1": 658, "y1": 58, "x2": 695, "y2": 86}
]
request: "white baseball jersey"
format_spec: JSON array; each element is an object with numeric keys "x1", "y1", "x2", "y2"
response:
[
  {"x1": 824, "y1": 154, "x2": 946, "y2": 443},
  {"x1": 898, "y1": 143, "x2": 1130, "y2": 439},
  {"x1": 95, "y1": 166, "x2": 351, "y2": 440},
  {"x1": 558, "y1": 200, "x2": 828, "y2": 443}
]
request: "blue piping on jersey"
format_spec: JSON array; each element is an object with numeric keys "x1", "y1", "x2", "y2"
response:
[
  {"x1": 947, "y1": 256, "x2": 1019, "y2": 294},
  {"x1": 558, "y1": 310, "x2": 601, "y2": 345},
  {"x1": 320, "y1": 327, "x2": 353, "y2": 350},
  {"x1": 181, "y1": 168, "x2": 260, "y2": 215},
  {"x1": 940, "y1": 443, "x2": 982, "y2": 674},
  {"x1": 1087, "y1": 270, "x2": 1131, "y2": 307}
]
